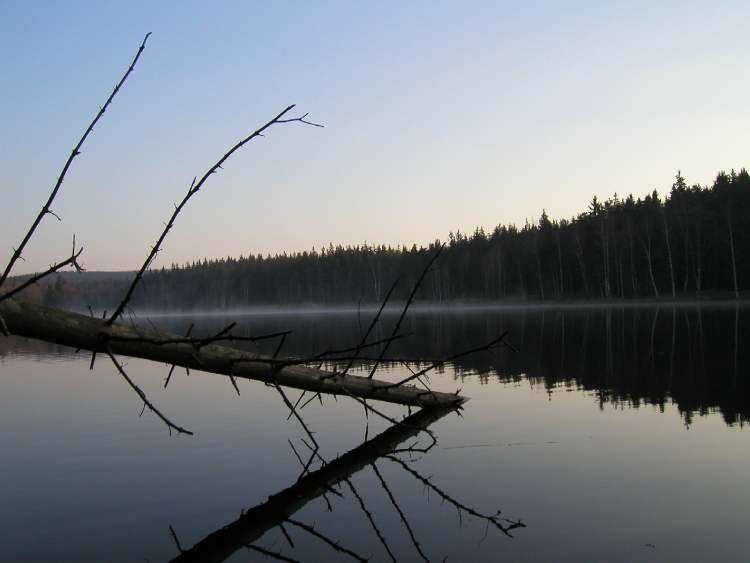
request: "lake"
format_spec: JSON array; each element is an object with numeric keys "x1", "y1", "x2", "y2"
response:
[{"x1": 1, "y1": 303, "x2": 749, "y2": 562}]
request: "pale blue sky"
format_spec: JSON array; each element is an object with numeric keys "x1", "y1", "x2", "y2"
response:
[{"x1": 2, "y1": 1, "x2": 748, "y2": 273}]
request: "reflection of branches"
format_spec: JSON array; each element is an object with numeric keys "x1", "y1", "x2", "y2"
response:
[
  {"x1": 169, "y1": 525, "x2": 186, "y2": 555},
  {"x1": 286, "y1": 518, "x2": 367, "y2": 562},
  {"x1": 344, "y1": 477, "x2": 397, "y2": 562},
  {"x1": 371, "y1": 461, "x2": 430, "y2": 562},
  {"x1": 166, "y1": 406, "x2": 525, "y2": 562},
  {"x1": 244, "y1": 544, "x2": 299, "y2": 562},
  {"x1": 385, "y1": 455, "x2": 525, "y2": 537},
  {"x1": 167, "y1": 407, "x2": 453, "y2": 562}
]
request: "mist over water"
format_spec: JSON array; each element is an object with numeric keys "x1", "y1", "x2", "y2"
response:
[
  {"x1": 135, "y1": 301, "x2": 750, "y2": 427},
  {"x1": 1, "y1": 303, "x2": 749, "y2": 562}
]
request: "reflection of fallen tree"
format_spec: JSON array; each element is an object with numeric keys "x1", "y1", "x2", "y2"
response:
[{"x1": 168, "y1": 406, "x2": 524, "y2": 563}]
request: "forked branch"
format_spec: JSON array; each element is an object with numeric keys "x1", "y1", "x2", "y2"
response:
[{"x1": 0, "y1": 237, "x2": 84, "y2": 303}]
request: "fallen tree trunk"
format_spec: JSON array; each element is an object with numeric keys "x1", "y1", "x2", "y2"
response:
[{"x1": 0, "y1": 298, "x2": 466, "y2": 408}]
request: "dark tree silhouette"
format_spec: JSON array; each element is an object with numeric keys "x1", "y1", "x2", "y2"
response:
[{"x1": 30, "y1": 168, "x2": 749, "y2": 311}]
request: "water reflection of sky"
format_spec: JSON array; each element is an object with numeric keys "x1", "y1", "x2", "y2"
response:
[{"x1": 1, "y1": 305, "x2": 749, "y2": 562}]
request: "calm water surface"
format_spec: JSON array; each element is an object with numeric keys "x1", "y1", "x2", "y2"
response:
[{"x1": 1, "y1": 304, "x2": 749, "y2": 562}]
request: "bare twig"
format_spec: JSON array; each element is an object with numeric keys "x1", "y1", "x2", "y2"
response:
[
  {"x1": 371, "y1": 462, "x2": 430, "y2": 562},
  {"x1": 287, "y1": 391, "x2": 308, "y2": 420},
  {"x1": 368, "y1": 245, "x2": 444, "y2": 379},
  {"x1": 169, "y1": 525, "x2": 185, "y2": 554},
  {"x1": 275, "y1": 383, "x2": 318, "y2": 450},
  {"x1": 286, "y1": 518, "x2": 368, "y2": 562},
  {"x1": 164, "y1": 324, "x2": 193, "y2": 388},
  {"x1": 314, "y1": 332, "x2": 409, "y2": 369},
  {"x1": 108, "y1": 105, "x2": 322, "y2": 324},
  {"x1": 106, "y1": 349, "x2": 193, "y2": 436},
  {"x1": 342, "y1": 388, "x2": 410, "y2": 429},
  {"x1": 278, "y1": 523, "x2": 294, "y2": 548},
  {"x1": 165, "y1": 407, "x2": 459, "y2": 563},
  {"x1": 385, "y1": 455, "x2": 525, "y2": 537},
  {"x1": 0, "y1": 33, "x2": 151, "y2": 291},
  {"x1": 287, "y1": 439, "x2": 316, "y2": 480},
  {"x1": 0, "y1": 241, "x2": 84, "y2": 303},
  {"x1": 299, "y1": 392, "x2": 323, "y2": 411},
  {"x1": 335, "y1": 278, "x2": 400, "y2": 379},
  {"x1": 377, "y1": 332, "x2": 510, "y2": 390},
  {"x1": 344, "y1": 478, "x2": 397, "y2": 563},
  {"x1": 244, "y1": 544, "x2": 300, "y2": 562}
]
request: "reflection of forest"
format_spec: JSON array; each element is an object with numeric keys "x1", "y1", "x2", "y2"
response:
[
  {"x1": 379, "y1": 305, "x2": 747, "y2": 427},
  {"x1": 4, "y1": 305, "x2": 747, "y2": 426},
  {"x1": 402, "y1": 304, "x2": 747, "y2": 427}
]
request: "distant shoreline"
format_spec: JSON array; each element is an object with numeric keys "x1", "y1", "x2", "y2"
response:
[{"x1": 87, "y1": 295, "x2": 750, "y2": 318}]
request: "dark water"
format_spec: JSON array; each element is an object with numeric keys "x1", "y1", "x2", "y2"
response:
[{"x1": 1, "y1": 303, "x2": 749, "y2": 562}]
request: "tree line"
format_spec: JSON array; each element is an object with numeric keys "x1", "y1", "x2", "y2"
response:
[{"x1": 21, "y1": 167, "x2": 750, "y2": 310}]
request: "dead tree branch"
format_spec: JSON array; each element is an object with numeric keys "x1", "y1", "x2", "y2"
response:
[
  {"x1": 0, "y1": 239, "x2": 84, "y2": 303},
  {"x1": 0, "y1": 33, "x2": 151, "y2": 291},
  {"x1": 108, "y1": 105, "x2": 323, "y2": 325},
  {"x1": 368, "y1": 245, "x2": 444, "y2": 379},
  {"x1": 377, "y1": 331, "x2": 510, "y2": 390},
  {"x1": 106, "y1": 349, "x2": 193, "y2": 436},
  {"x1": 334, "y1": 278, "x2": 400, "y2": 379}
]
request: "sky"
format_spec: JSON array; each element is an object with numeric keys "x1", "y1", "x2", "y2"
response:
[{"x1": 1, "y1": 1, "x2": 748, "y2": 274}]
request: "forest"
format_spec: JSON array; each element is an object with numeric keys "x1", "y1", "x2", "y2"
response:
[{"x1": 17, "y1": 167, "x2": 750, "y2": 310}]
